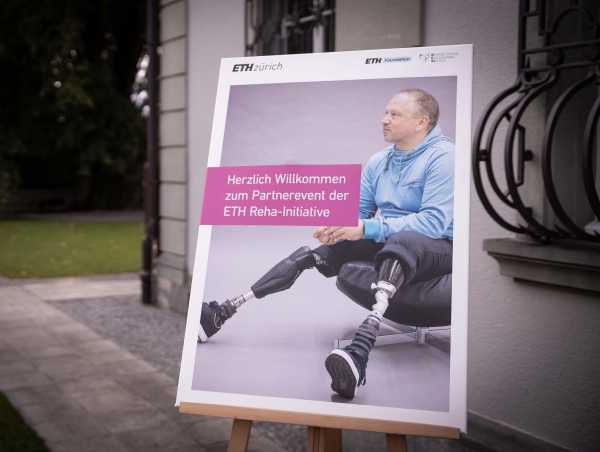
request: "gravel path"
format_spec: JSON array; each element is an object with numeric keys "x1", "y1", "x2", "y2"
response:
[
  {"x1": 50, "y1": 295, "x2": 186, "y2": 378},
  {"x1": 49, "y1": 294, "x2": 472, "y2": 452}
]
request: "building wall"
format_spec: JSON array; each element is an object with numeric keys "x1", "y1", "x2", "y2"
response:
[
  {"x1": 187, "y1": 0, "x2": 244, "y2": 276},
  {"x1": 175, "y1": 1, "x2": 599, "y2": 449},
  {"x1": 156, "y1": 0, "x2": 189, "y2": 313},
  {"x1": 423, "y1": 1, "x2": 600, "y2": 450},
  {"x1": 336, "y1": 0, "x2": 421, "y2": 51}
]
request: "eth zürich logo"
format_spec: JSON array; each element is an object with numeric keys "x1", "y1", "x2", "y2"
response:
[{"x1": 232, "y1": 62, "x2": 283, "y2": 72}]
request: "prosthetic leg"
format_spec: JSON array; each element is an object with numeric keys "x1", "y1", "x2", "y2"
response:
[
  {"x1": 198, "y1": 246, "x2": 320, "y2": 342},
  {"x1": 324, "y1": 258, "x2": 404, "y2": 399}
]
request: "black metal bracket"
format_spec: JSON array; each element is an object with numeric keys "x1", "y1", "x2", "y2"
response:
[{"x1": 473, "y1": 0, "x2": 600, "y2": 243}]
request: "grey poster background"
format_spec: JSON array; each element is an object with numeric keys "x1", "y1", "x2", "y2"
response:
[
  {"x1": 221, "y1": 77, "x2": 456, "y2": 166},
  {"x1": 193, "y1": 77, "x2": 457, "y2": 411}
]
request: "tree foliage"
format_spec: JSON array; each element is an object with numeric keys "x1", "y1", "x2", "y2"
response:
[{"x1": 0, "y1": 0, "x2": 146, "y2": 209}]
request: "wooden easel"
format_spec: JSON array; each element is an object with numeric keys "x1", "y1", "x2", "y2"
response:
[
  {"x1": 227, "y1": 419, "x2": 422, "y2": 452},
  {"x1": 180, "y1": 402, "x2": 459, "y2": 452},
  {"x1": 228, "y1": 419, "x2": 405, "y2": 452}
]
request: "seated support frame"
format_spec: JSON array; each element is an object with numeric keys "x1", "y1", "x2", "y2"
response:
[{"x1": 334, "y1": 325, "x2": 450, "y2": 348}]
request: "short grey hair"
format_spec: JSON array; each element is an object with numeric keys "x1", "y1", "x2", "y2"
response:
[{"x1": 397, "y1": 88, "x2": 439, "y2": 132}]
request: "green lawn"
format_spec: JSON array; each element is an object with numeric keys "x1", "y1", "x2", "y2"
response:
[
  {"x1": 0, "y1": 392, "x2": 50, "y2": 452},
  {"x1": 0, "y1": 219, "x2": 143, "y2": 278}
]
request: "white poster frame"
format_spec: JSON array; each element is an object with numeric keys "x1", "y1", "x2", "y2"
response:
[{"x1": 177, "y1": 44, "x2": 472, "y2": 435}]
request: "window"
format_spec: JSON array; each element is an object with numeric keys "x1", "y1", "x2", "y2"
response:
[{"x1": 245, "y1": 0, "x2": 335, "y2": 56}]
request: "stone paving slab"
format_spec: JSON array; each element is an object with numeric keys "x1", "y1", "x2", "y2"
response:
[
  {"x1": 23, "y1": 278, "x2": 140, "y2": 301},
  {"x1": 0, "y1": 282, "x2": 283, "y2": 452}
]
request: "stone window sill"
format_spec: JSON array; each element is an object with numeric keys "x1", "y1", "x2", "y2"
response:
[{"x1": 483, "y1": 238, "x2": 600, "y2": 293}]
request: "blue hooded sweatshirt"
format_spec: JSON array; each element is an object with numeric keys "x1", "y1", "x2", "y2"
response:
[{"x1": 360, "y1": 125, "x2": 454, "y2": 242}]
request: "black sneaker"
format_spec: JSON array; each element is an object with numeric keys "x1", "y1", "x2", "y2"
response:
[
  {"x1": 325, "y1": 347, "x2": 367, "y2": 400},
  {"x1": 198, "y1": 300, "x2": 236, "y2": 343}
]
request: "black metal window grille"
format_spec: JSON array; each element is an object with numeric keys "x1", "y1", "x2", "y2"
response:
[
  {"x1": 473, "y1": 0, "x2": 600, "y2": 243},
  {"x1": 245, "y1": 0, "x2": 335, "y2": 56}
]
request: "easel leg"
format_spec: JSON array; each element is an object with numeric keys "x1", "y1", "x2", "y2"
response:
[
  {"x1": 386, "y1": 433, "x2": 408, "y2": 452},
  {"x1": 307, "y1": 427, "x2": 342, "y2": 452},
  {"x1": 307, "y1": 426, "x2": 320, "y2": 452},
  {"x1": 321, "y1": 428, "x2": 342, "y2": 451},
  {"x1": 228, "y1": 419, "x2": 252, "y2": 452}
]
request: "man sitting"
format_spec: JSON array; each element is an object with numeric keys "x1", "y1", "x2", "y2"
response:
[{"x1": 198, "y1": 88, "x2": 454, "y2": 400}]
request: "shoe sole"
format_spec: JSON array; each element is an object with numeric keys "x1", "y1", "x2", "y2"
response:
[
  {"x1": 325, "y1": 349, "x2": 359, "y2": 400},
  {"x1": 197, "y1": 325, "x2": 208, "y2": 343},
  {"x1": 198, "y1": 304, "x2": 221, "y2": 344}
]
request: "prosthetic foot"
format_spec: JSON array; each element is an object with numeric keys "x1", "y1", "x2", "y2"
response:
[
  {"x1": 325, "y1": 258, "x2": 404, "y2": 399},
  {"x1": 197, "y1": 299, "x2": 239, "y2": 343},
  {"x1": 198, "y1": 246, "x2": 319, "y2": 342}
]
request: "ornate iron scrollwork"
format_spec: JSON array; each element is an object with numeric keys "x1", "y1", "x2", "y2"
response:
[{"x1": 472, "y1": 0, "x2": 600, "y2": 243}]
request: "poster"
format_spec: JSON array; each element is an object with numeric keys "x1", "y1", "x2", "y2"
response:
[{"x1": 177, "y1": 44, "x2": 472, "y2": 432}]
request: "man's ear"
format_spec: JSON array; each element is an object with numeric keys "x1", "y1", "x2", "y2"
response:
[{"x1": 416, "y1": 116, "x2": 429, "y2": 132}]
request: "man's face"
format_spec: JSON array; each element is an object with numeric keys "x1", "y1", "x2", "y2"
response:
[{"x1": 382, "y1": 94, "x2": 428, "y2": 146}]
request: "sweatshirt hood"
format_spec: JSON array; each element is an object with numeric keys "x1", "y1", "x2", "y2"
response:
[{"x1": 384, "y1": 125, "x2": 450, "y2": 170}]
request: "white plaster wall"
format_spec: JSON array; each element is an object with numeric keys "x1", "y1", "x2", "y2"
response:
[
  {"x1": 336, "y1": 0, "x2": 421, "y2": 51},
  {"x1": 187, "y1": 0, "x2": 244, "y2": 271},
  {"x1": 423, "y1": 1, "x2": 600, "y2": 450}
]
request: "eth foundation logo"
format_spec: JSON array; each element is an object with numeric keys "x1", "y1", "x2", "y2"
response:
[{"x1": 365, "y1": 56, "x2": 411, "y2": 64}]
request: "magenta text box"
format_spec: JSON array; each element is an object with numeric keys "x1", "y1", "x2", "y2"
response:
[{"x1": 201, "y1": 164, "x2": 361, "y2": 226}]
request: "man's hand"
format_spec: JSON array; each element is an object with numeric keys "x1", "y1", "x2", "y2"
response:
[{"x1": 313, "y1": 220, "x2": 364, "y2": 245}]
